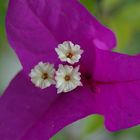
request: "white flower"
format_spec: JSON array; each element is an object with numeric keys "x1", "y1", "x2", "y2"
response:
[
  {"x1": 55, "y1": 64, "x2": 82, "y2": 94},
  {"x1": 29, "y1": 62, "x2": 56, "y2": 89},
  {"x1": 55, "y1": 41, "x2": 84, "y2": 64}
]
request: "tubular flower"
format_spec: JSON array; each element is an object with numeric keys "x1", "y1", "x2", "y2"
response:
[
  {"x1": 55, "y1": 41, "x2": 84, "y2": 64},
  {"x1": 55, "y1": 64, "x2": 82, "y2": 94},
  {"x1": 29, "y1": 62, "x2": 56, "y2": 89},
  {"x1": 0, "y1": 0, "x2": 140, "y2": 140}
]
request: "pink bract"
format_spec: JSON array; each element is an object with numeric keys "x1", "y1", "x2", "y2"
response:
[{"x1": 0, "y1": 0, "x2": 140, "y2": 140}]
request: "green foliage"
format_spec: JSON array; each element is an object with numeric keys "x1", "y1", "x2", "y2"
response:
[
  {"x1": 80, "y1": 0, "x2": 95, "y2": 13},
  {"x1": 84, "y1": 115, "x2": 103, "y2": 134},
  {"x1": 0, "y1": 0, "x2": 8, "y2": 43},
  {"x1": 51, "y1": 133, "x2": 67, "y2": 140},
  {"x1": 99, "y1": 1, "x2": 140, "y2": 53}
]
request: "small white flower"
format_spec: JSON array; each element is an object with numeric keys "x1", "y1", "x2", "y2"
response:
[
  {"x1": 29, "y1": 62, "x2": 56, "y2": 89},
  {"x1": 55, "y1": 64, "x2": 82, "y2": 94},
  {"x1": 55, "y1": 41, "x2": 84, "y2": 64}
]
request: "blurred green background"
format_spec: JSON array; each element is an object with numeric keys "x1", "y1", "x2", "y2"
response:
[{"x1": 0, "y1": 0, "x2": 140, "y2": 140}]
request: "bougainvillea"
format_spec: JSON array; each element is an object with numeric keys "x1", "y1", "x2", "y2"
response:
[{"x1": 0, "y1": 0, "x2": 140, "y2": 140}]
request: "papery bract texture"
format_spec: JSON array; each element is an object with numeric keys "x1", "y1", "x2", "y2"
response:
[
  {"x1": 93, "y1": 49, "x2": 140, "y2": 130},
  {"x1": 1, "y1": 50, "x2": 140, "y2": 140},
  {"x1": 6, "y1": 0, "x2": 116, "y2": 74},
  {"x1": 0, "y1": 72, "x2": 96, "y2": 140},
  {"x1": 96, "y1": 80, "x2": 140, "y2": 131},
  {"x1": 94, "y1": 48, "x2": 140, "y2": 82},
  {"x1": 1, "y1": 0, "x2": 140, "y2": 140}
]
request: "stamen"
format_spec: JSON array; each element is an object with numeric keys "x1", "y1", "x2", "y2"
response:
[
  {"x1": 64, "y1": 75, "x2": 71, "y2": 81},
  {"x1": 55, "y1": 41, "x2": 83, "y2": 64},
  {"x1": 29, "y1": 62, "x2": 56, "y2": 89},
  {"x1": 66, "y1": 52, "x2": 73, "y2": 59},
  {"x1": 42, "y1": 73, "x2": 48, "y2": 80},
  {"x1": 55, "y1": 64, "x2": 82, "y2": 93}
]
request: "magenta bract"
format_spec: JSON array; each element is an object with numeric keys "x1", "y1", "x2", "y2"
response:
[{"x1": 0, "y1": 0, "x2": 140, "y2": 140}]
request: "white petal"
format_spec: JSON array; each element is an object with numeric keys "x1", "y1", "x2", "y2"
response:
[
  {"x1": 55, "y1": 65, "x2": 82, "y2": 94},
  {"x1": 55, "y1": 41, "x2": 84, "y2": 64},
  {"x1": 29, "y1": 62, "x2": 56, "y2": 89}
]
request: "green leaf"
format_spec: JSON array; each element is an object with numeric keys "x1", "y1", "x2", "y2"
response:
[
  {"x1": 0, "y1": 0, "x2": 8, "y2": 43},
  {"x1": 107, "y1": 2, "x2": 140, "y2": 52},
  {"x1": 119, "y1": 2, "x2": 140, "y2": 28},
  {"x1": 80, "y1": 0, "x2": 95, "y2": 13},
  {"x1": 84, "y1": 115, "x2": 103, "y2": 134}
]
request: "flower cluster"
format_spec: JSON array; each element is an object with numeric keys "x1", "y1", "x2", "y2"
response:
[
  {"x1": 2, "y1": 0, "x2": 140, "y2": 140},
  {"x1": 29, "y1": 41, "x2": 83, "y2": 93}
]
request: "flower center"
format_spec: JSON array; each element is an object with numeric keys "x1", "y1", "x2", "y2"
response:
[
  {"x1": 42, "y1": 73, "x2": 48, "y2": 80},
  {"x1": 64, "y1": 75, "x2": 71, "y2": 81},
  {"x1": 66, "y1": 52, "x2": 73, "y2": 59}
]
